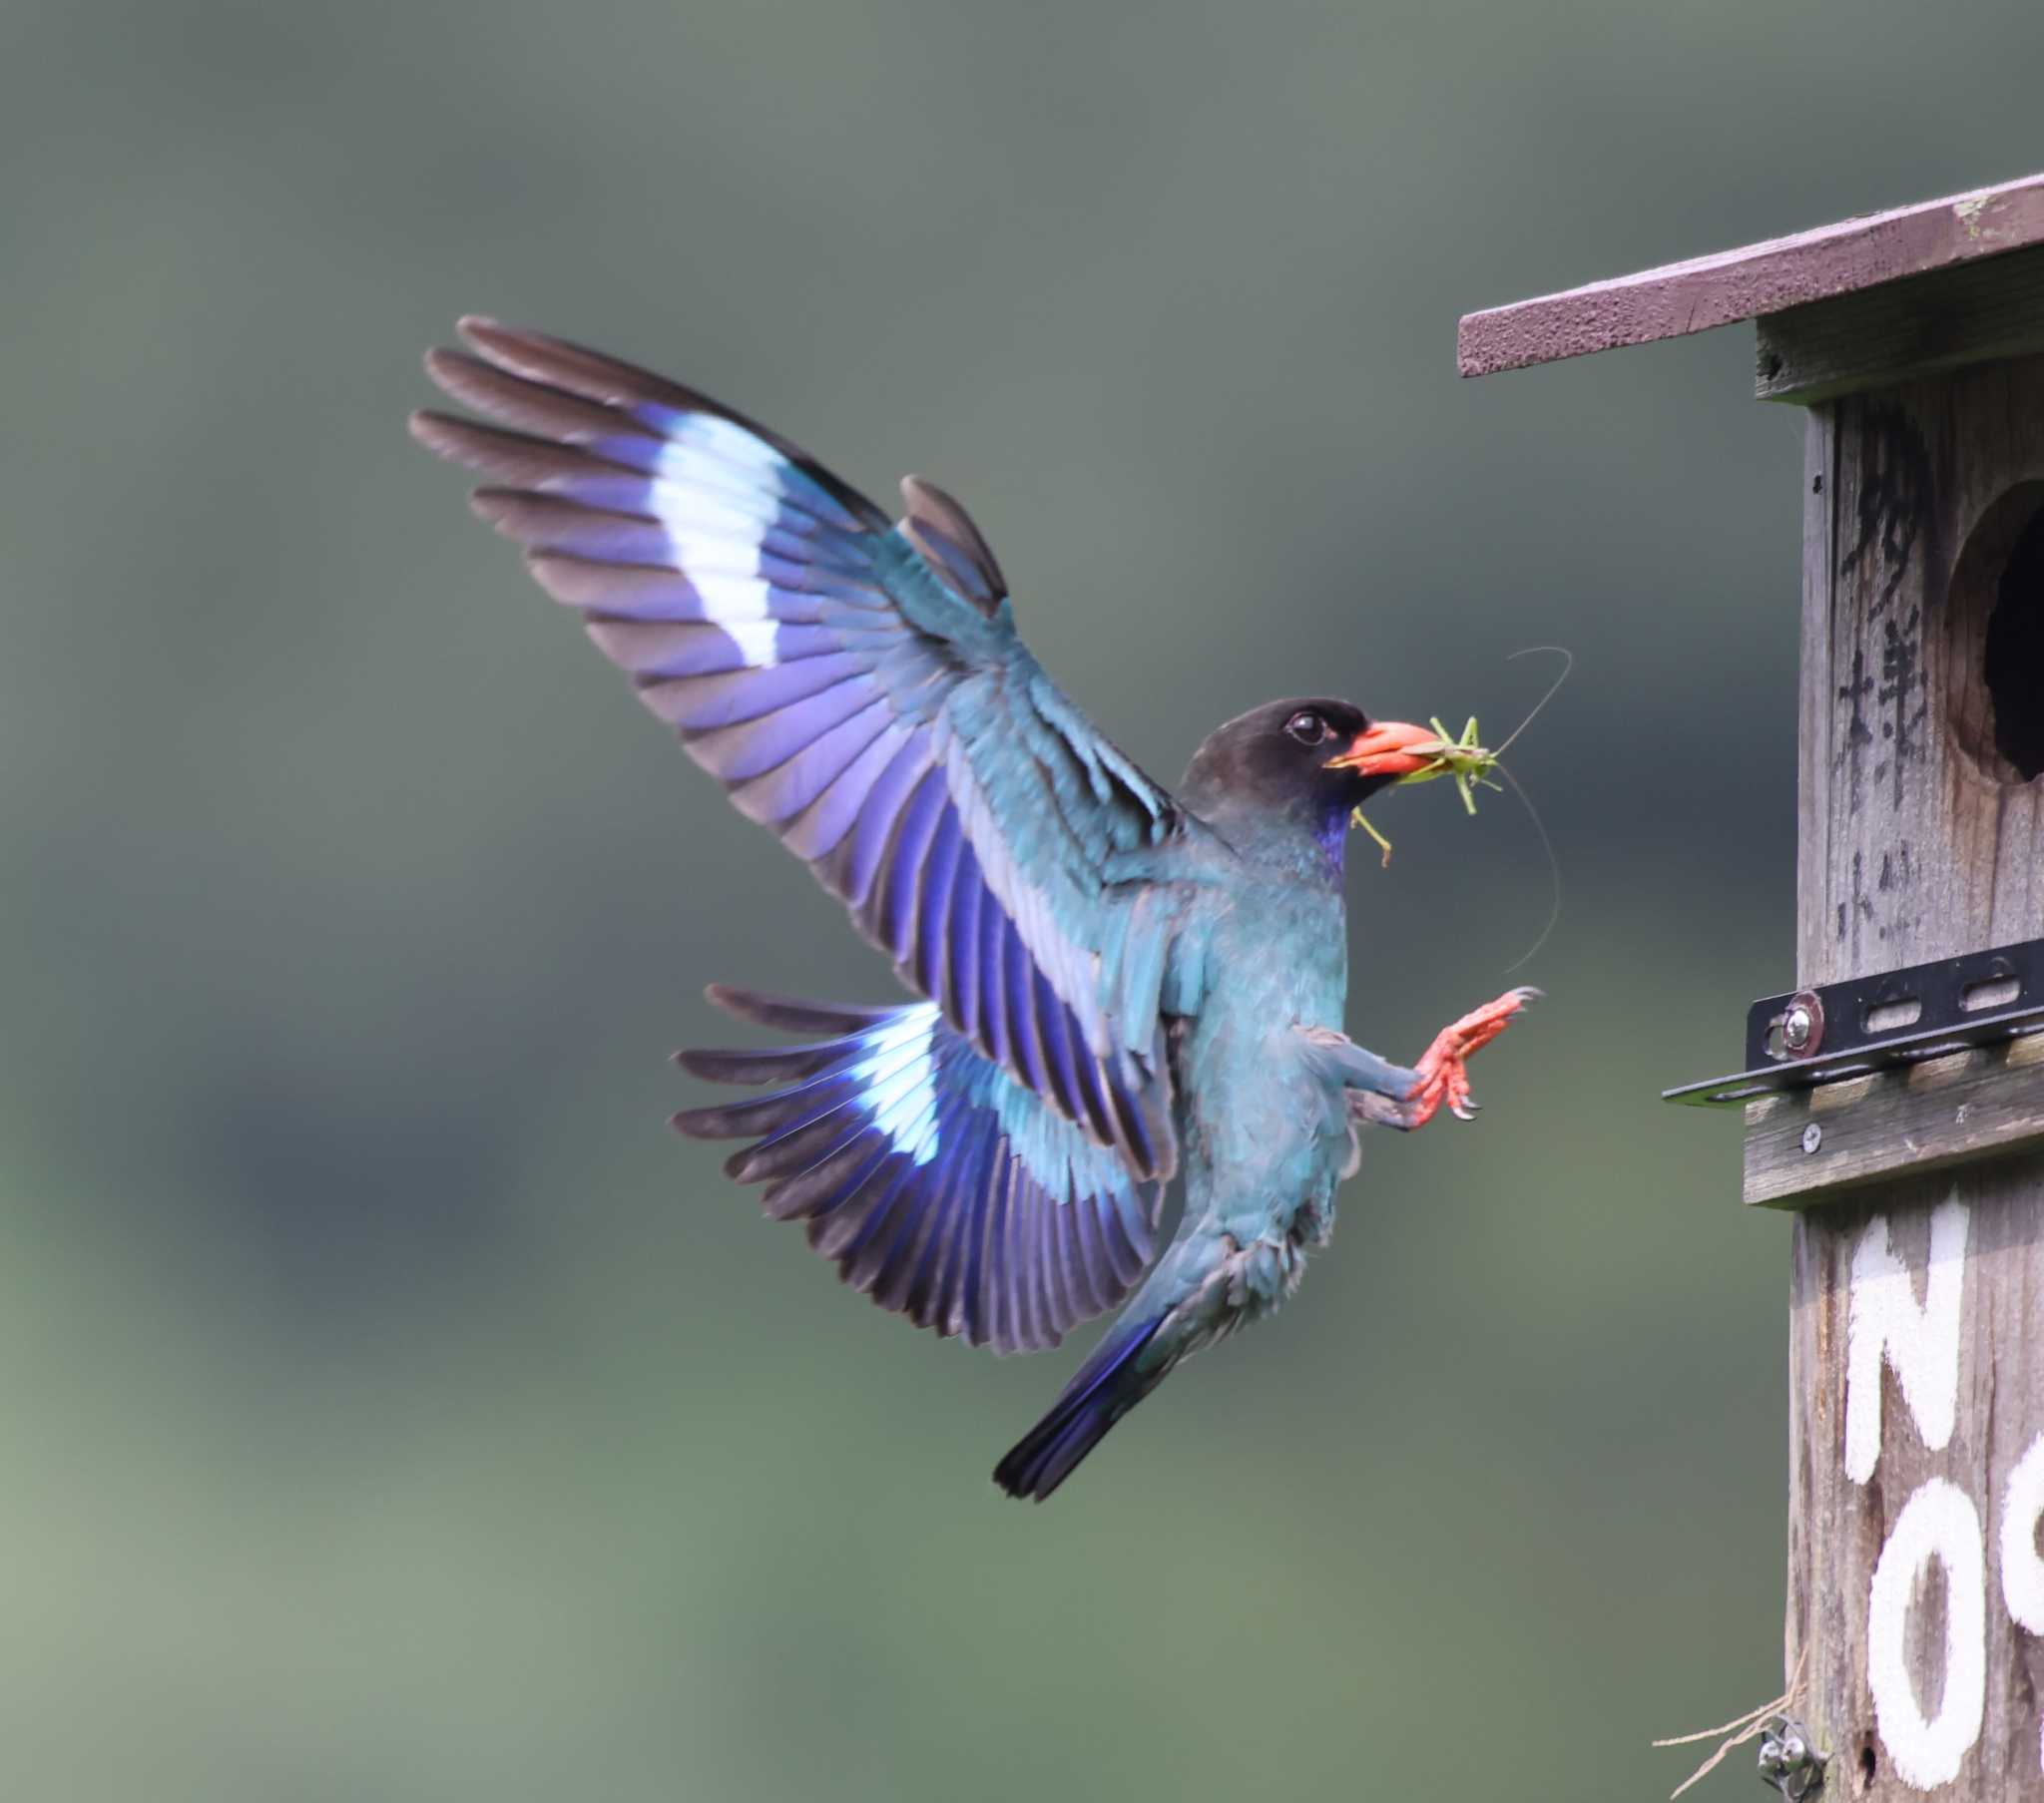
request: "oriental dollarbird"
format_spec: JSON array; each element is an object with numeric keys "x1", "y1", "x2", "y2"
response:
[{"x1": 411, "y1": 319, "x2": 1537, "y2": 1501}]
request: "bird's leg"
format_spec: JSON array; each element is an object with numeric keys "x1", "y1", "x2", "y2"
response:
[{"x1": 1403, "y1": 986, "x2": 1541, "y2": 1127}]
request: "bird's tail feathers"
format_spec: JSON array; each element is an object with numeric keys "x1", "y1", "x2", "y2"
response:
[{"x1": 992, "y1": 1313, "x2": 1166, "y2": 1502}]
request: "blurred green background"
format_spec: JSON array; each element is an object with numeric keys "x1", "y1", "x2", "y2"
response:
[{"x1": 5, "y1": 2, "x2": 2041, "y2": 1797}]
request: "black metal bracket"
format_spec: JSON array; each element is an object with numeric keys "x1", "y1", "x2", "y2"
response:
[{"x1": 1665, "y1": 937, "x2": 2044, "y2": 1109}]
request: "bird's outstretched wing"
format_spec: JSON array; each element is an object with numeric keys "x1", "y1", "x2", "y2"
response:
[
  {"x1": 412, "y1": 319, "x2": 1198, "y2": 1185},
  {"x1": 675, "y1": 988, "x2": 1161, "y2": 1353}
]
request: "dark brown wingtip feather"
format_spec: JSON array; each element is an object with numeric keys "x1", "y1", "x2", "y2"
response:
[
  {"x1": 465, "y1": 488, "x2": 523, "y2": 533},
  {"x1": 422, "y1": 346, "x2": 672, "y2": 451},
  {"x1": 703, "y1": 984, "x2": 897, "y2": 1035},
  {"x1": 422, "y1": 346, "x2": 498, "y2": 408},
  {"x1": 670, "y1": 1046, "x2": 816, "y2": 1085},
  {"x1": 670, "y1": 1105, "x2": 745, "y2": 1140},
  {"x1": 409, "y1": 409, "x2": 524, "y2": 476},
  {"x1": 421, "y1": 345, "x2": 488, "y2": 408},
  {"x1": 410, "y1": 412, "x2": 634, "y2": 486},
  {"x1": 448, "y1": 319, "x2": 889, "y2": 531},
  {"x1": 464, "y1": 489, "x2": 665, "y2": 559},
  {"x1": 407, "y1": 408, "x2": 468, "y2": 463},
  {"x1": 456, "y1": 315, "x2": 681, "y2": 408},
  {"x1": 422, "y1": 344, "x2": 534, "y2": 416}
]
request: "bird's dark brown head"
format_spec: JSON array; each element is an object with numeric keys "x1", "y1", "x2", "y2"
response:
[{"x1": 1178, "y1": 698, "x2": 1439, "y2": 849}]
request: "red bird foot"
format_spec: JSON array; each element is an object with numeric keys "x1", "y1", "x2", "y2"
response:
[{"x1": 1405, "y1": 986, "x2": 1542, "y2": 1127}]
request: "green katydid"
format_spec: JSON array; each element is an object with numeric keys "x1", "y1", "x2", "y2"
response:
[{"x1": 1349, "y1": 714, "x2": 1502, "y2": 867}]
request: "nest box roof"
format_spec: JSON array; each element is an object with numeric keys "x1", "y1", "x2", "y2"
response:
[{"x1": 1459, "y1": 171, "x2": 2044, "y2": 380}]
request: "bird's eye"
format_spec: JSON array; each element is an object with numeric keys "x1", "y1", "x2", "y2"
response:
[{"x1": 1284, "y1": 710, "x2": 1328, "y2": 746}]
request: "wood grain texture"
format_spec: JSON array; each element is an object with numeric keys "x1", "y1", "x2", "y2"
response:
[
  {"x1": 1458, "y1": 171, "x2": 2044, "y2": 377},
  {"x1": 1782, "y1": 352, "x2": 2044, "y2": 1800},
  {"x1": 1787, "y1": 1162, "x2": 2044, "y2": 1799},
  {"x1": 1792, "y1": 358, "x2": 2044, "y2": 989},
  {"x1": 1758, "y1": 244, "x2": 2044, "y2": 406},
  {"x1": 1745, "y1": 1037, "x2": 2044, "y2": 1208}
]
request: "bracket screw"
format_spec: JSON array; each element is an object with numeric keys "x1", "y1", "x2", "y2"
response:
[
  {"x1": 1757, "y1": 1716, "x2": 1827, "y2": 1801},
  {"x1": 1801, "y1": 1124, "x2": 1823, "y2": 1154},
  {"x1": 1779, "y1": 990, "x2": 1825, "y2": 1059}
]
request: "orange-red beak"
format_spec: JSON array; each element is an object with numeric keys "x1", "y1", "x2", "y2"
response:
[{"x1": 1324, "y1": 719, "x2": 1440, "y2": 779}]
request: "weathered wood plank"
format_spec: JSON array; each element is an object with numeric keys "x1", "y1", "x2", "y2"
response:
[
  {"x1": 1796, "y1": 407, "x2": 1835, "y2": 985},
  {"x1": 1458, "y1": 171, "x2": 2044, "y2": 377},
  {"x1": 1790, "y1": 355, "x2": 2044, "y2": 987},
  {"x1": 1788, "y1": 1162, "x2": 2044, "y2": 1799},
  {"x1": 1784, "y1": 349, "x2": 2044, "y2": 1799},
  {"x1": 1744, "y1": 1036, "x2": 2044, "y2": 1208},
  {"x1": 1758, "y1": 243, "x2": 2044, "y2": 405}
]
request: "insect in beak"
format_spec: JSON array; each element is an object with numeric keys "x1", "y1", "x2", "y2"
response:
[{"x1": 1331, "y1": 715, "x2": 1503, "y2": 866}]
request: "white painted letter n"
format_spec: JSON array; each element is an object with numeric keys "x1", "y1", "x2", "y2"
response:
[{"x1": 1843, "y1": 1196, "x2": 1969, "y2": 1485}]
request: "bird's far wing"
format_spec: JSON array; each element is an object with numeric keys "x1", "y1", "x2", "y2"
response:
[
  {"x1": 675, "y1": 988, "x2": 1162, "y2": 1353},
  {"x1": 412, "y1": 319, "x2": 1198, "y2": 1181}
]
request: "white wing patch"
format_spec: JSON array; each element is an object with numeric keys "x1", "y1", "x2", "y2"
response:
[
  {"x1": 645, "y1": 420, "x2": 787, "y2": 671},
  {"x1": 851, "y1": 1002, "x2": 943, "y2": 1165}
]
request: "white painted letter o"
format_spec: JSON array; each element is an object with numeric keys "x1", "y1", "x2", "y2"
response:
[
  {"x1": 2001, "y1": 1432, "x2": 2044, "y2": 1634},
  {"x1": 1866, "y1": 1477, "x2": 1985, "y2": 1791}
]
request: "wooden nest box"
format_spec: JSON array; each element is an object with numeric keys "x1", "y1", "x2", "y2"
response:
[{"x1": 1463, "y1": 173, "x2": 2044, "y2": 1801}]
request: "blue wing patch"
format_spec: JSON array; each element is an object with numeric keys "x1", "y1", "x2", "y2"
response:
[
  {"x1": 411, "y1": 319, "x2": 1194, "y2": 1184},
  {"x1": 673, "y1": 987, "x2": 1163, "y2": 1354}
]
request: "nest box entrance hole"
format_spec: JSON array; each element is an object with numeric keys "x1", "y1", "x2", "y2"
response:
[{"x1": 1945, "y1": 481, "x2": 2044, "y2": 784}]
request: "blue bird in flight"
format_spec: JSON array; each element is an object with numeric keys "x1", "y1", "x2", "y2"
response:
[{"x1": 411, "y1": 319, "x2": 1537, "y2": 1500}]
